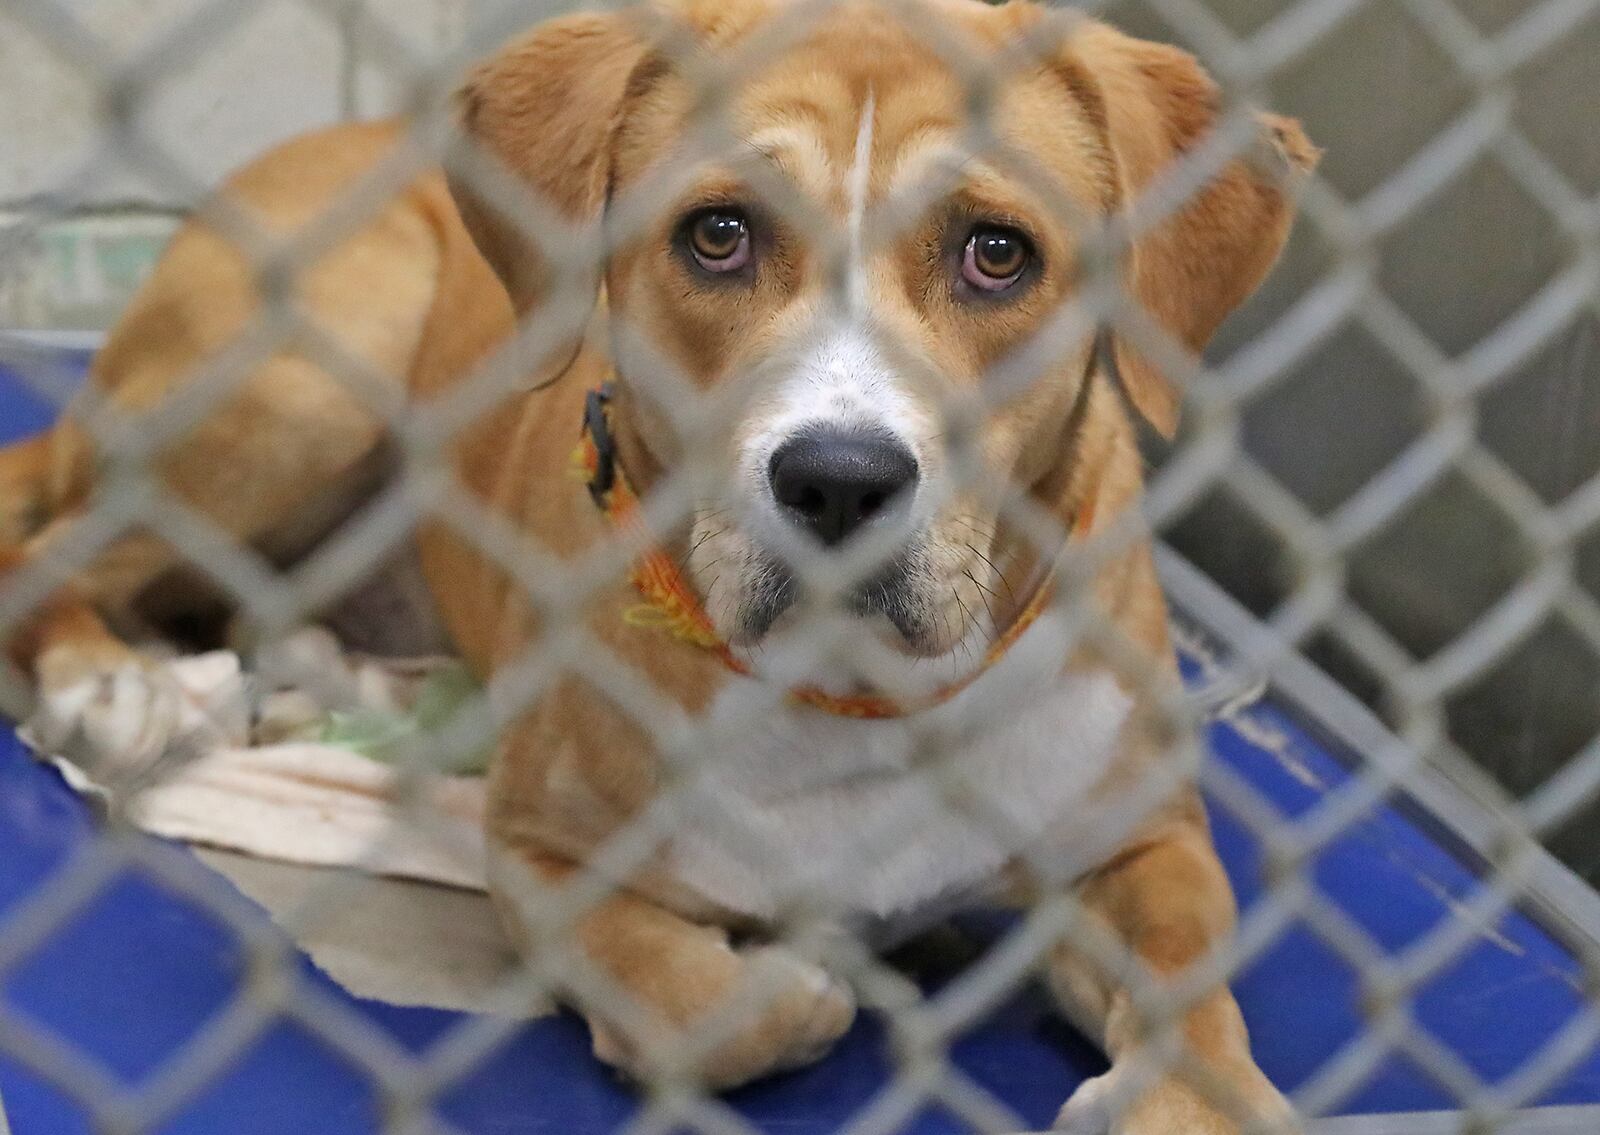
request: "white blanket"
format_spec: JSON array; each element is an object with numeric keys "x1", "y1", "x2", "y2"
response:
[
  {"x1": 35, "y1": 648, "x2": 493, "y2": 893},
  {"x1": 125, "y1": 740, "x2": 489, "y2": 891}
]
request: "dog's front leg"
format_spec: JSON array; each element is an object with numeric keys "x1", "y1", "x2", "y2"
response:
[
  {"x1": 490, "y1": 848, "x2": 856, "y2": 1090},
  {"x1": 1047, "y1": 826, "x2": 1296, "y2": 1134}
]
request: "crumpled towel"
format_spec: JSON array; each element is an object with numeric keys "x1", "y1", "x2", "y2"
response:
[
  {"x1": 128, "y1": 740, "x2": 488, "y2": 891},
  {"x1": 33, "y1": 647, "x2": 491, "y2": 894}
]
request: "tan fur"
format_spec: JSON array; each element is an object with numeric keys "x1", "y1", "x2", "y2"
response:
[
  {"x1": 0, "y1": 1, "x2": 1315, "y2": 1128},
  {"x1": 0, "y1": 433, "x2": 56, "y2": 544}
]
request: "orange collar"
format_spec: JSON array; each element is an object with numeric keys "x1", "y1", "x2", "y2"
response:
[{"x1": 573, "y1": 385, "x2": 1091, "y2": 719}]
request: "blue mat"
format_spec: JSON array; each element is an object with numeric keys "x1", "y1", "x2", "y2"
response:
[{"x1": 2, "y1": 350, "x2": 1599, "y2": 1133}]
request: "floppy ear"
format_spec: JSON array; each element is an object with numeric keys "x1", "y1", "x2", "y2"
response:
[
  {"x1": 1071, "y1": 23, "x2": 1319, "y2": 437},
  {"x1": 449, "y1": 12, "x2": 653, "y2": 315}
]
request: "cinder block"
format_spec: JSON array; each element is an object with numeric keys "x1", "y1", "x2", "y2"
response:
[
  {"x1": 0, "y1": 0, "x2": 343, "y2": 208},
  {"x1": 350, "y1": 0, "x2": 477, "y2": 120},
  {"x1": 0, "y1": 7, "x2": 102, "y2": 204},
  {"x1": 348, "y1": 0, "x2": 593, "y2": 120}
]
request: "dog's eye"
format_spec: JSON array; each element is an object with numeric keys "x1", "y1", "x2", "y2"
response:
[
  {"x1": 686, "y1": 209, "x2": 751, "y2": 272},
  {"x1": 962, "y1": 226, "x2": 1030, "y2": 291}
]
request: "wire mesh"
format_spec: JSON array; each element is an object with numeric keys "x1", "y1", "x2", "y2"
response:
[{"x1": 1, "y1": 0, "x2": 1599, "y2": 1133}]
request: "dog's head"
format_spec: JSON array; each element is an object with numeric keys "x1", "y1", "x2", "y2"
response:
[{"x1": 452, "y1": 0, "x2": 1316, "y2": 661}]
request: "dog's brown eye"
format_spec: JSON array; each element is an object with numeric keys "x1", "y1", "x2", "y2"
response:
[
  {"x1": 962, "y1": 226, "x2": 1030, "y2": 291},
  {"x1": 686, "y1": 210, "x2": 751, "y2": 272}
]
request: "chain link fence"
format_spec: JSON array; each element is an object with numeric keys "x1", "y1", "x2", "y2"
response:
[{"x1": 1, "y1": 0, "x2": 1599, "y2": 1132}]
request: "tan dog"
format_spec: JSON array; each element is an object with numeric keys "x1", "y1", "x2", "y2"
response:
[{"x1": 0, "y1": 0, "x2": 1317, "y2": 1129}]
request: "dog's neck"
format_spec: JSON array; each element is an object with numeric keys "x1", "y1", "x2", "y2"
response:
[{"x1": 604, "y1": 384, "x2": 668, "y2": 498}]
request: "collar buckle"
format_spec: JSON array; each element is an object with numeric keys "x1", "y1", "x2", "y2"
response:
[{"x1": 583, "y1": 383, "x2": 617, "y2": 506}]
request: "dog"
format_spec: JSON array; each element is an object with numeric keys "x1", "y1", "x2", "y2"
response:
[{"x1": 0, "y1": 0, "x2": 1317, "y2": 1129}]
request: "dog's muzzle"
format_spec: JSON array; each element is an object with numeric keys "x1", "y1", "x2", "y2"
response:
[{"x1": 738, "y1": 427, "x2": 929, "y2": 645}]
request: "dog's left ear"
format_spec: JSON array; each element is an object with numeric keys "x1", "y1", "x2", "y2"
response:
[
  {"x1": 1068, "y1": 23, "x2": 1320, "y2": 437},
  {"x1": 449, "y1": 11, "x2": 653, "y2": 316}
]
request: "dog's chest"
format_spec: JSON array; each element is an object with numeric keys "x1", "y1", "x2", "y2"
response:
[{"x1": 665, "y1": 614, "x2": 1133, "y2": 939}]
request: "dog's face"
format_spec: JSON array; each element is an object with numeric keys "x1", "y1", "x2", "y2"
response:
[
  {"x1": 454, "y1": 0, "x2": 1316, "y2": 659},
  {"x1": 603, "y1": 6, "x2": 1117, "y2": 656}
]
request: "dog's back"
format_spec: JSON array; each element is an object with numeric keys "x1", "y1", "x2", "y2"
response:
[
  {"x1": 0, "y1": 119, "x2": 478, "y2": 751},
  {"x1": 4, "y1": 120, "x2": 458, "y2": 586}
]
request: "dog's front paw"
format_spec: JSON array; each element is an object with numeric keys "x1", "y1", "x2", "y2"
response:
[
  {"x1": 587, "y1": 944, "x2": 856, "y2": 1090},
  {"x1": 28, "y1": 645, "x2": 249, "y2": 777},
  {"x1": 1056, "y1": 1068, "x2": 1298, "y2": 1135}
]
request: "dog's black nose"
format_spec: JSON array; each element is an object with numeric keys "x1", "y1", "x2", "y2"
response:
[{"x1": 769, "y1": 430, "x2": 918, "y2": 547}]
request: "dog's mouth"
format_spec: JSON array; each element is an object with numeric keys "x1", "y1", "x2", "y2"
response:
[{"x1": 734, "y1": 548, "x2": 935, "y2": 651}]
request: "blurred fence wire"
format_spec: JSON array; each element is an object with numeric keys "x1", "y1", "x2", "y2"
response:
[{"x1": 2, "y1": 0, "x2": 1600, "y2": 1133}]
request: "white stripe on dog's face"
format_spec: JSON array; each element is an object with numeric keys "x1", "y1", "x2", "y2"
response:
[
  {"x1": 733, "y1": 93, "x2": 923, "y2": 512},
  {"x1": 732, "y1": 92, "x2": 930, "y2": 501},
  {"x1": 846, "y1": 91, "x2": 875, "y2": 316}
]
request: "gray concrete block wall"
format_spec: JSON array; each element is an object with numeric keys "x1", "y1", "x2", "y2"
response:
[
  {"x1": 0, "y1": 0, "x2": 486, "y2": 329},
  {"x1": 1111, "y1": 0, "x2": 1600, "y2": 876}
]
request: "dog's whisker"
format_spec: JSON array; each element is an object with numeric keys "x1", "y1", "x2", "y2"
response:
[
  {"x1": 948, "y1": 515, "x2": 1001, "y2": 546},
  {"x1": 964, "y1": 568, "x2": 997, "y2": 632},
  {"x1": 683, "y1": 528, "x2": 723, "y2": 568},
  {"x1": 950, "y1": 586, "x2": 976, "y2": 671},
  {"x1": 963, "y1": 542, "x2": 1013, "y2": 601}
]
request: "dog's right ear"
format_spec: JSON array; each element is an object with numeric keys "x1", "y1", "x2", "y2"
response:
[{"x1": 449, "y1": 12, "x2": 652, "y2": 315}]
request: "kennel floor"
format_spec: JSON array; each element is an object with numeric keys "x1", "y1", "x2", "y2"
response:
[{"x1": 3, "y1": 349, "x2": 1600, "y2": 1134}]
